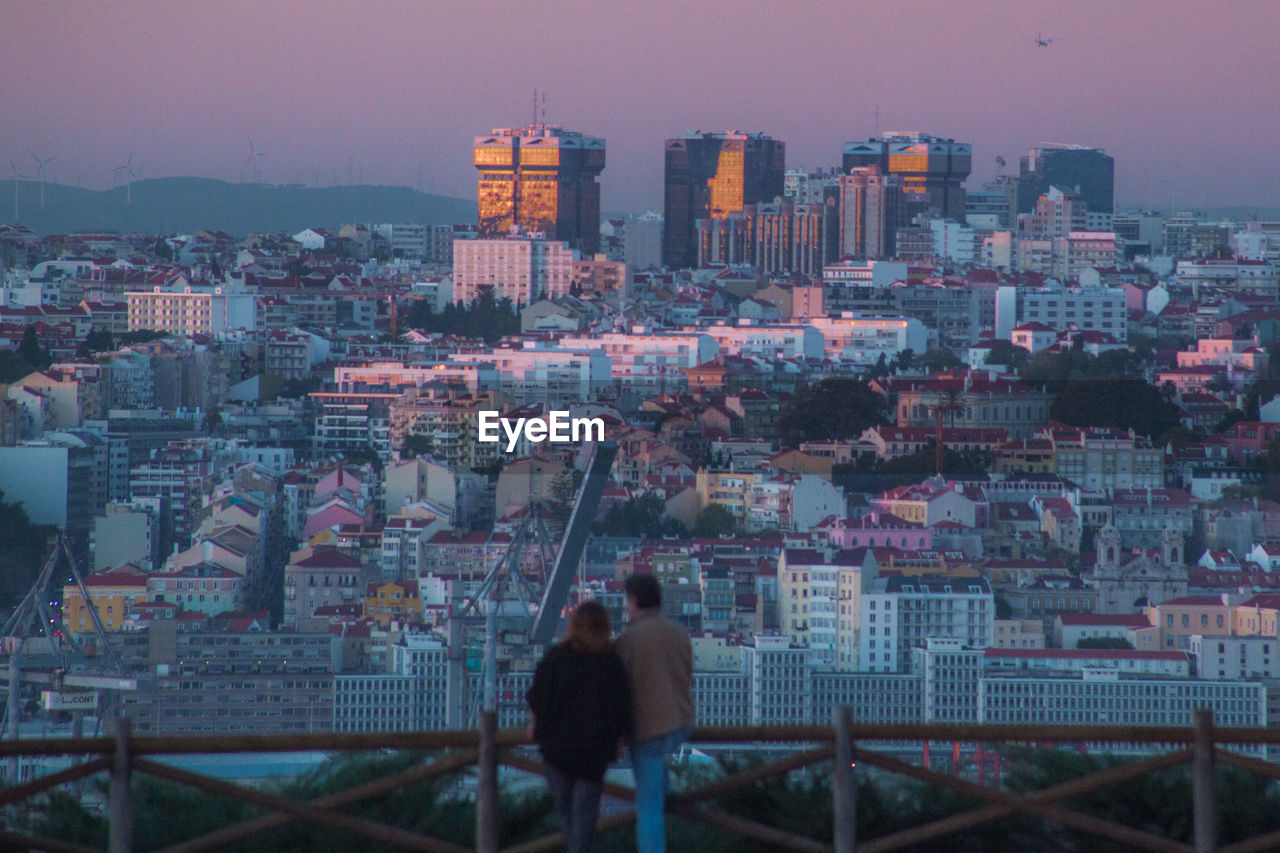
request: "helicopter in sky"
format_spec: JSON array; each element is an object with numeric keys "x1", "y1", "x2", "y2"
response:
[{"x1": 1036, "y1": 33, "x2": 1054, "y2": 47}]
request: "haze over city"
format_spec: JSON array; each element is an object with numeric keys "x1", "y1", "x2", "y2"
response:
[{"x1": 4, "y1": 0, "x2": 1279, "y2": 212}]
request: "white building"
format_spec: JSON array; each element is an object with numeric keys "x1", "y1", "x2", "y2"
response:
[
  {"x1": 1191, "y1": 635, "x2": 1280, "y2": 680},
  {"x1": 622, "y1": 212, "x2": 663, "y2": 272},
  {"x1": 809, "y1": 313, "x2": 928, "y2": 365},
  {"x1": 742, "y1": 634, "x2": 812, "y2": 725},
  {"x1": 996, "y1": 281, "x2": 1128, "y2": 344},
  {"x1": 125, "y1": 281, "x2": 255, "y2": 335},
  {"x1": 446, "y1": 344, "x2": 611, "y2": 404},
  {"x1": 745, "y1": 473, "x2": 845, "y2": 533},
  {"x1": 1056, "y1": 231, "x2": 1122, "y2": 280},
  {"x1": 822, "y1": 259, "x2": 908, "y2": 289},
  {"x1": 984, "y1": 648, "x2": 1190, "y2": 678},
  {"x1": 1176, "y1": 258, "x2": 1277, "y2": 296},
  {"x1": 979, "y1": 670, "x2": 1264, "y2": 732},
  {"x1": 374, "y1": 223, "x2": 430, "y2": 260},
  {"x1": 334, "y1": 361, "x2": 498, "y2": 395},
  {"x1": 334, "y1": 632, "x2": 450, "y2": 732},
  {"x1": 699, "y1": 322, "x2": 824, "y2": 360},
  {"x1": 859, "y1": 575, "x2": 994, "y2": 673},
  {"x1": 930, "y1": 219, "x2": 979, "y2": 266},
  {"x1": 293, "y1": 228, "x2": 329, "y2": 251},
  {"x1": 558, "y1": 331, "x2": 717, "y2": 392}
]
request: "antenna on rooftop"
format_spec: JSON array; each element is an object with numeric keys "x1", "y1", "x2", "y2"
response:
[
  {"x1": 541, "y1": 90, "x2": 547, "y2": 125},
  {"x1": 532, "y1": 88, "x2": 538, "y2": 127}
]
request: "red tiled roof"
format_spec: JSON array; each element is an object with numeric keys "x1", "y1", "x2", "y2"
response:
[
  {"x1": 984, "y1": 648, "x2": 1186, "y2": 661},
  {"x1": 1057, "y1": 614, "x2": 1151, "y2": 627}
]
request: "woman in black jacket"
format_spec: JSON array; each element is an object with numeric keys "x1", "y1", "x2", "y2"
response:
[{"x1": 527, "y1": 600, "x2": 633, "y2": 853}]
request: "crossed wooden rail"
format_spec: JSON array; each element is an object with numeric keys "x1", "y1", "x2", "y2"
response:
[{"x1": 0, "y1": 709, "x2": 1275, "y2": 852}]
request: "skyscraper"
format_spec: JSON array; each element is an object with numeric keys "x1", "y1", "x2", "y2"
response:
[
  {"x1": 841, "y1": 132, "x2": 971, "y2": 220},
  {"x1": 663, "y1": 131, "x2": 786, "y2": 269},
  {"x1": 838, "y1": 166, "x2": 905, "y2": 259},
  {"x1": 1016, "y1": 146, "x2": 1114, "y2": 216},
  {"x1": 473, "y1": 125, "x2": 605, "y2": 253}
]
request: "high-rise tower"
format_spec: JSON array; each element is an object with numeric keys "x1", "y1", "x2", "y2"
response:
[
  {"x1": 1016, "y1": 146, "x2": 1114, "y2": 216},
  {"x1": 841, "y1": 132, "x2": 971, "y2": 220},
  {"x1": 838, "y1": 166, "x2": 905, "y2": 259},
  {"x1": 473, "y1": 125, "x2": 605, "y2": 253},
  {"x1": 663, "y1": 131, "x2": 785, "y2": 269}
]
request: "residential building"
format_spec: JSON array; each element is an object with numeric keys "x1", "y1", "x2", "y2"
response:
[
  {"x1": 1042, "y1": 424, "x2": 1164, "y2": 492},
  {"x1": 451, "y1": 235, "x2": 576, "y2": 306},
  {"x1": 283, "y1": 547, "x2": 365, "y2": 627},
  {"x1": 859, "y1": 575, "x2": 994, "y2": 673},
  {"x1": 62, "y1": 564, "x2": 148, "y2": 635}
]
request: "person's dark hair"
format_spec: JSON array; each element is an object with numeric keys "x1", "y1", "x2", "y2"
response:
[
  {"x1": 624, "y1": 573, "x2": 662, "y2": 610},
  {"x1": 565, "y1": 600, "x2": 613, "y2": 655}
]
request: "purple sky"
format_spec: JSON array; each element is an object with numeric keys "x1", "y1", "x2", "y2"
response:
[{"x1": 4, "y1": 0, "x2": 1278, "y2": 214}]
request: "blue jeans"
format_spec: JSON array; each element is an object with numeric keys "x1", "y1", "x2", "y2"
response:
[
  {"x1": 630, "y1": 726, "x2": 692, "y2": 853},
  {"x1": 545, "y1": 764, "x2": 604, "y2": 853}
]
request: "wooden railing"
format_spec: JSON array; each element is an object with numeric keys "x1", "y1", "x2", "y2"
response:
[{"x1": 2, "y1": 710, "x2": 1279, "y2": 852}]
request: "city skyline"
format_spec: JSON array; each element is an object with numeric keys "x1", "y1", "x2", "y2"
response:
[{"x1": 3, "y1": 0, "x2": 1279, "y2": 213}]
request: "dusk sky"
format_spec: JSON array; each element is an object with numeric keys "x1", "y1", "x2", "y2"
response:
[{"x1": 4, "y1": 0, "x2": 1278, "y2": 214}]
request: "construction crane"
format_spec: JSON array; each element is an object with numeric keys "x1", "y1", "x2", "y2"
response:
[
  {"x1": 448, "y1": 440, "x2": 618, "y2": 726},
  {"x1": 0, "y1": 536, "x2": 136, "y2": 783}
]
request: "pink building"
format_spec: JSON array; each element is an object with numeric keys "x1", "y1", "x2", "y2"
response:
[{"x1": 827, "y1": 511, "x2": 932, "y2": 551}]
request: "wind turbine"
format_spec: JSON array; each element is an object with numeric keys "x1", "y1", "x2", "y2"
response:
[
  {"x1": 29, "y1": 151, "x2": 55, "y2": 207},
  {"x1": 242, "y1": 137, "x2": 265, "y2": 183},
  {"x1": 9, "y1": 157, "x2": 32, "y2": 221},
  {"x1": 112, "y1": 153, "x2": 135, "y2": 205}
]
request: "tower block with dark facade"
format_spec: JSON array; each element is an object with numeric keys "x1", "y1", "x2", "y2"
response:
[
  {"x1": 473, "y1": 125, "x2": 606, "y2": 254},
  {"x1": 842, "y1": 132, "x2": 971, "y2": 221},
  {"x1": 663, "y1": 131, "x2": 786, "y2": 269}
]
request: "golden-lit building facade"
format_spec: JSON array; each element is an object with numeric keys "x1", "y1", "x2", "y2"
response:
[
  {"x1": 841, "y1": 132, "x2": 971, "y2": 220},
  {"x1": 473, "y1": 125, "x2": 605, "y2": 253},
  {"x1": 663, "y1": 131, "x2": 786, "y2": 269},
  {"x1": 62, "y1": 564, "x2": 148, "y2": 636}
]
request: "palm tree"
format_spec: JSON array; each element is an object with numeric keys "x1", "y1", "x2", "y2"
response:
[{"x1": 931, "y1": 388, "x2": 966, "y2": 478}]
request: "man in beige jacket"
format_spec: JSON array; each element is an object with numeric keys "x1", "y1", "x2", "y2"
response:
[{"x1": 616, "y1": 573, "x2": 694, "y2": 853}]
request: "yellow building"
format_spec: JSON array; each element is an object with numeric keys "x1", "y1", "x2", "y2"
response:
[
  {"x1": 1145, "y1": 595, "x2": 1233, "y2": 650},
  {"x1": 695, "y1": 469, "x2": 757, "y2": 522},
  {"x1": 126, "y1": 286, "x2": 222, "y2": 335},
  {"x1": 363, "y1": 580, "x2": 422, "y2": 627},
  {"x1": 992, "y1": 438, "x2": 1055, "y2": 476},
  {"x1": 62, "y1": 564, "x2": 148, "y2": 635}
]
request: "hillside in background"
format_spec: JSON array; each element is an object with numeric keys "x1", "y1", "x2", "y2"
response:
[{"x1": 0, "y1": 178, "x2": 476, "y2": 237}]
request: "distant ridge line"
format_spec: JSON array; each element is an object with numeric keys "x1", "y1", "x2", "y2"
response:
[{"x1": 0, "y1": 176, "x2": 476, "y2": 237}]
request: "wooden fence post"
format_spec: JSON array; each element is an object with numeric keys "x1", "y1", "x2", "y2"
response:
[
  {"x1": 476, "y1": 710, "x2": 499, "y2": 853},
  {"x1": 109, "y1": 717, "x2": 132, "y2": 853},
  {"x1": 833, "y1": 705, "x2": 856, "y2": 853},
  {"x1": 1192, "y1": 708, "x2": 1217, "y2": 853}
]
